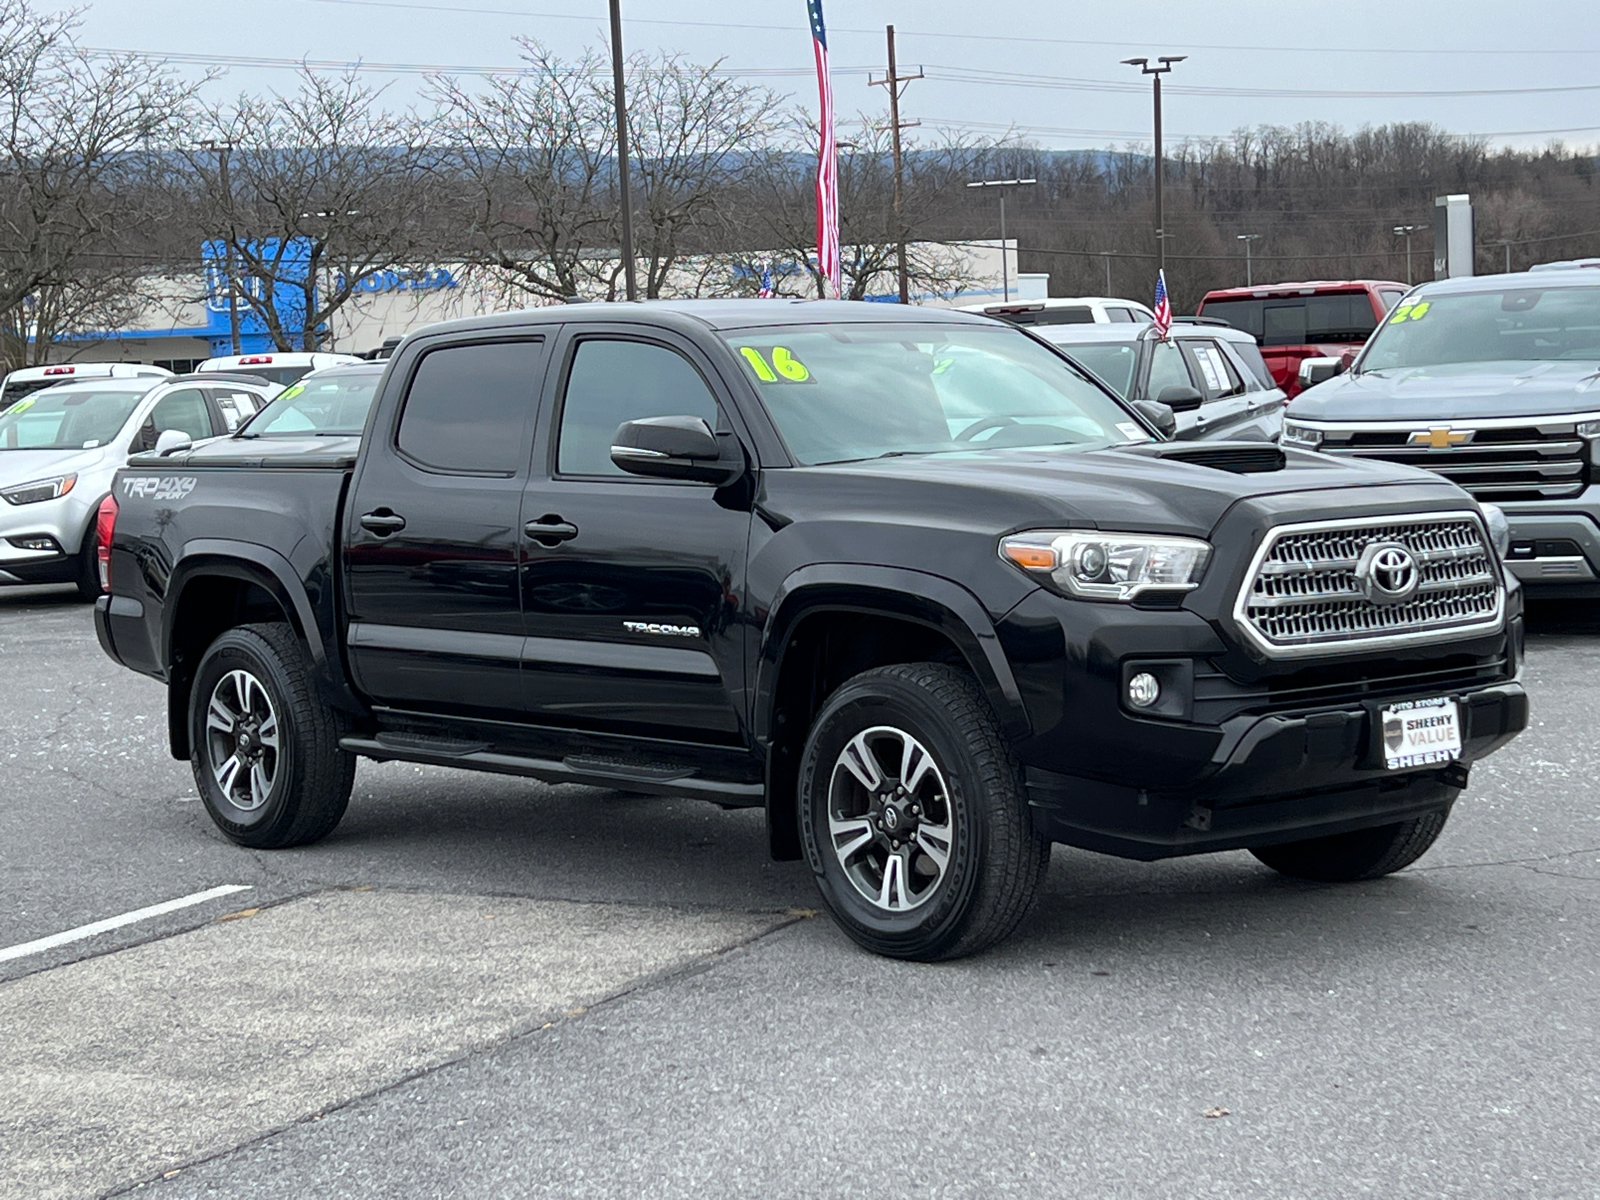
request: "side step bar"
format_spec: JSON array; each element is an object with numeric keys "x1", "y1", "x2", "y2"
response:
[{"x1": 339, "y1": 736, "x2": 765, "y2": 806}]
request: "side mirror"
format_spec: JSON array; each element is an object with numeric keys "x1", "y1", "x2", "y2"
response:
[
  {"x1": 1297, "y1": 357, "x2": 1344, "y2": 388},
  {"x1": 610, "y1": 415, "x2": 742, "y2": 485},
  {"x1": 1132, "y1": 400, "x2": 1177, "y2": 439},
  {"x1": 153, "y1": 429, "x2": 192, "y2": 456},
  {"x1": 1155, "y1": 384, "x2": 1203, "y2": 413}
]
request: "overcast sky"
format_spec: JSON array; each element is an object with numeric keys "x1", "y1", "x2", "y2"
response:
[{"x1": 73, "y1": 0, "x2": 1600, "y2": 151}]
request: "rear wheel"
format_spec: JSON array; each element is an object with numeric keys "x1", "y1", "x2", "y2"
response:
[
  {"x1": 798, "y1": 663, "x2": 1050, "y2": 961},
  {"x1": 189, "y1": 622, "x2": 354, "y2": 849},
  {"x1": 1250, "y1": 809, "x2": 1450, "y2": 882}
]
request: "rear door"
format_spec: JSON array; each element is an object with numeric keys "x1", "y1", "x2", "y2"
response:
[
  {"x1": 516, "y1": 326, "x2": 750, "y2": 743},
  {"x1": 343, "y1": 336, "x2": 548, "y2": 717}
]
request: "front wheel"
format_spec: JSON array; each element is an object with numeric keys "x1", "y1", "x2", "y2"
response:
[
  {"x1": 1249, "y1": 809, "x2": 1451, "y2": 882},
  {"x1": 189, "y1": 622, "x2": 354, "y2": 849},
  {"x1": 798, "y1": 663, "x2": 1050, "y2": 961}
]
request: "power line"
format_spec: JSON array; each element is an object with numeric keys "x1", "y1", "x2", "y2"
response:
[{"x1": 303, "y1": 0, "x2": 1600, "y2": 58}]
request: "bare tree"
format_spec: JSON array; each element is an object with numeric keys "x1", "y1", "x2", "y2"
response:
[
  {"x1": 184, "y1": 69, "x2": 438, "y2": 351},
  {"x1": 0, "y1": 0, "x2": 199, "y2": 368}
]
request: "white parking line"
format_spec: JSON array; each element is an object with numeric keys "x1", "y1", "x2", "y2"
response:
[{"x1": 0, "y1": 885, "x2": 253, "y2": 964}]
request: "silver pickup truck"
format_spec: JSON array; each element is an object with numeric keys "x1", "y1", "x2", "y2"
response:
[{"x1": 1284, "y1": 268, "x2": 1600, "y2": 596}]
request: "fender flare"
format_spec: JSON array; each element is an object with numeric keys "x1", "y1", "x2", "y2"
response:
[{"x1": 755, "y1": 564, "x2": 1031, "y2": 745}]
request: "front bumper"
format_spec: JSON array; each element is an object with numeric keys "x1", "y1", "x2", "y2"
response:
[
  {"x1": 0, "y1": 489, "x2": 96, "y2": 583},
  {"x1": 1497, "y1": 500, "x2": 1600, "y2": 593},
  {"x1": 1026, "y1": 681, "x2": 1526, "y2": 859}
]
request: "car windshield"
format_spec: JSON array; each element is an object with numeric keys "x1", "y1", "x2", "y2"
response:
[
  {"x1": 1056, "y1": 342, "x2": 1138, "y2": 398},
  {"x1": 242, "y1": 374, "x2": 378, "y2": 436},
  {"x1": 0, "y1": 387, "x2": 145, "y2": 450},
  {"x1": 722, "y1": 323, "x2": 1148, "y2": 465},
  {"x1": 1359, "y1": 286, "x2": 1600, "y2": 371}
]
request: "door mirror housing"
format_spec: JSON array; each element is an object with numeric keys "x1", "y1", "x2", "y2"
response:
[
  {"x1": 1155, "y1": 384, "x2": 1204, "y2": 413},
  {"x1": 1297, "y1": 356, "x2": 1344, "y2": 388},
  {"x1": 1131, "y1": 400, "x2": 1177, "y2": 439},
  {"x1": 611, "y1": 415, "x2": 742, "y2": 485},
  {"x1": 153, "y1": 429, "x2": 192, "y2": 457}
]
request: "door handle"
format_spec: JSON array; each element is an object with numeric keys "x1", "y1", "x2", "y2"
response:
[
  {"x1": 359, "y1": 510, "x2": 407, "y2": 536},
  {"x1": 524, "y1": 516, "x2": 579, "y2": 546}
]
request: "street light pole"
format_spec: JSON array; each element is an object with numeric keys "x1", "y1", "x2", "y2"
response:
[
  {"x1": 608, "y1": 0, "x2": 638, "y2": 301},
  {"x1": 1101, "y1": 251, "x2": 1112, "y2": 294},
  {"x1": 869, "y1": 26, "x2": 923, "y2": 304},
  {"x1": 966, "y1": 177, "x2": 1036, "y2": 302},
  {"x1": 1236, "y1": 233, "x2": 1260, "y2": 287},
  {"x1": 1121, "y1": 56, "x2": 1185, "y2": 278},
  {"x1": 1393, "y1": 224, "x2": 1418, "y2": 286}
]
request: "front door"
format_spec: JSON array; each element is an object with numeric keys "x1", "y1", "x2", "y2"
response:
[
  {"x1": 518, "y1": 329, "x2": 750, "y2": 743},
  {"x1": 344, "y1": 337, "x2": 547, "y2": 717}
]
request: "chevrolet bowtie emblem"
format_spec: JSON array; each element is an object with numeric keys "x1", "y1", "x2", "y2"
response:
[{"x1": 1409, "y1": 426, "x2": 1473, "y2": 449}]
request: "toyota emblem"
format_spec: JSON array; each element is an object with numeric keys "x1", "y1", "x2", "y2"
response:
[{"x1": 1357, "y1": 542, "x2": 1420, "y2": 605}]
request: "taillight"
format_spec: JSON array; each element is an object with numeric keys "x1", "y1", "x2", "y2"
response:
[{"x1": 95, "y1": 494, "x2": 117, "y2": 593}]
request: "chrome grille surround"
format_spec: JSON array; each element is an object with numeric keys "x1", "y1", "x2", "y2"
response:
[{"x1": 1233, "y1": 511, "x2": 1505, "y2": 659}]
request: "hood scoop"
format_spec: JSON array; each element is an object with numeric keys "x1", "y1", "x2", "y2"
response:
[{"x1": 1120, "y1": 442, "x2": 1287, "y2": 474}]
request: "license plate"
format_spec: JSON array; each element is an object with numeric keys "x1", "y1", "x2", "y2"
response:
[{"x1": 1380, "y1": 697, "x2": 1462, "y2": 770}]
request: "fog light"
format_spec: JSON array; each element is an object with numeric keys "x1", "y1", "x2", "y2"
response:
[{"x1": 1127, "y1": 672, "x2": 1161, "y2": 709}]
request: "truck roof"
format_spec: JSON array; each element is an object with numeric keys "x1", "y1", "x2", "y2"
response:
[
  {"x1": 406, "y1": 299, "x2": 995, "y2": 341},
  {"x1": 1201, "y1": 280, "x2": 1407, "y2": 300}
]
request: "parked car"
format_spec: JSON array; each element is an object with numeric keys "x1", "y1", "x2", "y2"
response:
[
  {"x1": 0, "y1": 362, "x2": 172, "y2": 413},
  {"x1": 231, "y1": 361, "x2": 384, "y2": 442},
  {"x1": 93, "y1": 300, "x2": 1526, "y2": 961},
  {"x1": 1283, "y1": 269, "x2": 1600, "y2": 595},
  {"x1": 196, "y1": 351, "x2": 363, "y2": 388},
  {"x1": 1196, "y1": 280, "x2": 1409, "y2": 397},
  {"x1": 0, "y1": 372, "x2": 277, "y2": 598},
  {"x1": 1034, "y1": 318, "x2": 1285, "y2": 441},
  {"x1": 957, "y1": 296, "x2": 1156, "y2": 327}
]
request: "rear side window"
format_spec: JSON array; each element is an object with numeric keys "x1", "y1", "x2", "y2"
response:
[
  {"x1": 1183, "y1": 341, "x2": 1246, "y2": 399},
  {"x1": 1106, "y1": 307, "x2": 1138, "y2": 323},
  {"x1": 556, "y1": 338, "x2": 721, "y2": 477},
  {"x1": 1223, "y1": 339, "x2": 1276, "y2": 389},
  {"x1": 396, "y1": 340, "x2": 543, "y2": 474}
]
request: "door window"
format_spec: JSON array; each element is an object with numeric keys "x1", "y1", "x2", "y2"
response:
[
  {"x1": 556, "y1": 338, "x2": 721, "y2": 477},
  {"x1": 1183, "y1": 341, "x2": 1246, "y2": 400},
  {"x1": 396, "y1": 340, "x2": 542, "y2": 474},
  {"x1": 1145, "y1": 340, "x2": 1194, "y2": 399},
  {"x1": 139, "y1": 387, "x2": 214, "y2": 449},
  {"x1": 208, "y1": 389, "x2": 259, "y2": 432},
  {"x1": 1106, "y1": 307, "x2": 1138, "y2": 323}
]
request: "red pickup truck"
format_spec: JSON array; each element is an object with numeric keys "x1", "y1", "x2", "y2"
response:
[{"x1": 1195, "y1": 280, "x2": 1409, "y2": 397}]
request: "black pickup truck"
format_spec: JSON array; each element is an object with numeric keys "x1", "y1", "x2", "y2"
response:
[{"x1": 94, "y1": 300, "x2": 1528, "y2": 960}]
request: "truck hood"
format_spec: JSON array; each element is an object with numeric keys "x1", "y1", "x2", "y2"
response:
[
  {"x1": 795, "y1": 443, "x2": 1459, "y2": 539},
  {"x1": 0, "y1": 445, "x2": 111, "y2": 486},
  {"x1": 1290, "y1": 359, "x2": 1600, "y2": 422}
]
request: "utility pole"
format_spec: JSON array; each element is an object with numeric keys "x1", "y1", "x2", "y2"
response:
[
  {"x1": 608, "y1": 0, "x2": 638, "y2": 301},
  {"x1": 201, "y1": 139, "x2": 241, "y2": 354},
  {"x1": 1393, "y1": 224, "x2": 1418, "y2": 286},
  {"x1": 1236, "y1": 233, "x2": 1260, "y2": 287},
  {"x1": 1121, "y1": 56, "x2": 1185, "y2": 277},
  {"x1": 869, "y1": 25, "x2": 922, "y2": 304},
  {"x1": 966, "y1": 177, "x2": 1036, "y2": 302}
]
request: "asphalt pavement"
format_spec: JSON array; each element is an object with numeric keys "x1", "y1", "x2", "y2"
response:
[{"x1": 1, "y1": 582, "x2": 1597, "y2": 1198}]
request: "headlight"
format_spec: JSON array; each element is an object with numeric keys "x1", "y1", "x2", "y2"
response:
[
  {"x1": 0, "y1": 474, "x2": 76, "y2": 505},
  {"x1": 1479, "y1": 503, "x2": 1510, "y2": 560},
  {"x1": 1577, "y1": 419, "x2": 1600, "y2": 438},
  {"x1": 1000, "y1": 530, "x2": 1212, "y2": 601},
  {"x1": 1281, "y1": 421, "x2": 1323, "y2": 449}
]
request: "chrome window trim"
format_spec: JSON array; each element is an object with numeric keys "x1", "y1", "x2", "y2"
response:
[{"x1": 1231, "y1": 510, "x2": 1506, "y2": 660}]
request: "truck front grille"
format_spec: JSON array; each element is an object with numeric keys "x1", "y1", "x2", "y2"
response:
[
  {"x1": 1319, "y1": 422, "x2": 1588, "y2": 501},
  {"x1": 1235, "y1": 513, "x2": 1504, "y2": 657}
]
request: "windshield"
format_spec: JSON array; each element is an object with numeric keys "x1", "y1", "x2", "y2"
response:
[
  {"x1": 0, "y1": 388, "x2": 144, "y2": 450},
  {"x1": 1057, "y1": 342, "x2": 1138, "y2": 398},
  {"x1": 722, "y1": 323, "x2": 1149, "y2": 465},
  {"x1": 1359, "y1": 286, "x2": 1600, "y2": 371},
  {"x1": 243, "y1": 374, "x2": 378, "y2": 436}
]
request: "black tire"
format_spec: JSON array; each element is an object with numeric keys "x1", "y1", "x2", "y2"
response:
[
  {"x1": 798, "y1": 663, "x2": 1050, "y2": 961},
  {"x1": 189, "y1": 622, "x2": 354, "y2": 849},
  {"x1": 72, "y1": 518, "x2": 101, "y2": 602},
  {"x1": 1249, "y1": 809, "x2": 1451, "y2": 882}
]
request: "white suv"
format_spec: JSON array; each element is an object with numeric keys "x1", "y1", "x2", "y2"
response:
[
  {"x1": 957, "y1": 296, "x2": 1156, "y2": 327},
  {"x1": 197, "y1": 351, "x2": 362, "y2": 388}
]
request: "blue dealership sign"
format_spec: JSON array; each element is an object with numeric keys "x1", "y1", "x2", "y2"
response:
[{"x1": 200, "y1": 238, "x2": 317, "y2": 355}]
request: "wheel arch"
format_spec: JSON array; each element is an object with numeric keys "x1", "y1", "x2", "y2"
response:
[
  {"x1": 756, "y1": 565, "x2": 1030, "y2": 861},
  {"x1": 162, "y1": 540, "x2": 360, "y2": 760}
]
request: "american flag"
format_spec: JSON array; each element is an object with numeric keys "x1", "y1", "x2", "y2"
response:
[
  {"x1": 759, "y1": 262, "x2": 775, "y2": 298},
  {"x1": 807, "y1": 0, "x2": 841, "y2": 298},
  {"x1": 1152, "y1": 269, "x2": 1172, "y2": 339}
]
